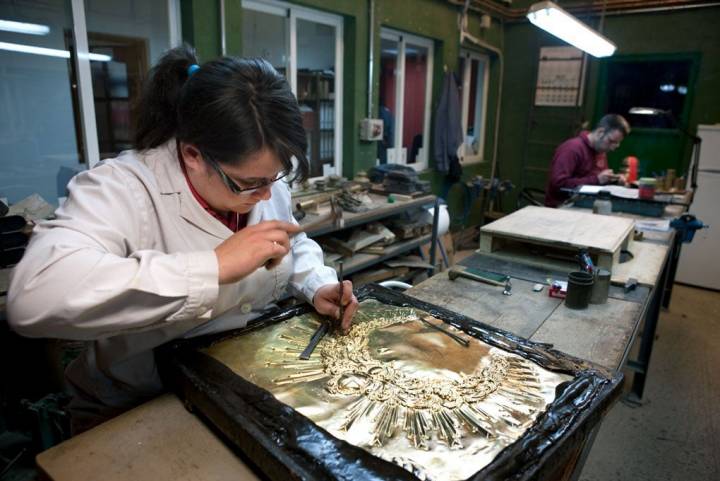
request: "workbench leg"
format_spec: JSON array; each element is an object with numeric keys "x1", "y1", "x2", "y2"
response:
[
  {"x1": 627, "y1": 245, "x2": 671, "y2": 402},
  {"x1": 428, "y1": 198, "x2": 440, "y2": 276},
  {"x1": 567, "y1": 423, "x2": 602, "y2": 481},
  {"x1": 661, "y1": 234, "x2": 682, "y2": 310}
]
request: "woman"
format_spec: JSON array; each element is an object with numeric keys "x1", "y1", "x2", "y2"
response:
[{"x1": 7, "y1": 45, "x2": 358, "y2": 432}]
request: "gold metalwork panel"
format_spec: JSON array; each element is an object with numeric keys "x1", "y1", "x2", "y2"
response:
[{"x1": 204, "y1": 300, "x2": 571, "y2": 481}]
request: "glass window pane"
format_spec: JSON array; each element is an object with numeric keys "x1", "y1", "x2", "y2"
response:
[
  {"x1": 402, "y1": 43, "x2": 427, "y2": 165},
  {"x1": 608, "y1": 60, "x2": 692, "y2": 129},
  {"x1": 84, "y1": 0, "x2": 172, "y2": 159},
  {"x1": 297, "y1": 18, "x2": 336, "y2": 177},
  {"x1": 459, "y1": 54, "x2": 487, "y2": 158},
  {"x1": 472, "y1": 59, "x2": 486, "y2": 157},
  {"x1": 242, "y1": 8, "x2": 287, "y2": 76},
  {"x1": 467, "y1": 59, "x2": 478, "y2": 137},
  {"x1": 378, "y1": 38, "x2": 398, "y2": 164},
  {"x1": 0, "y1": 0, "x2": 81, "y2": 206},
  {"x1": 467, "y1": 58, "x2": 486, "y2": 156}
]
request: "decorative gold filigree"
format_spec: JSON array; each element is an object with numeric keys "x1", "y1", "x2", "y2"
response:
[{"x1": 269, "y1": 305, "x2": 547, "y2": 450}]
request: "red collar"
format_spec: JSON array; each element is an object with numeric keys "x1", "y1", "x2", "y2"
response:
[{"x1": 179, "y1": 156, "x2": 246, "y2": 232}]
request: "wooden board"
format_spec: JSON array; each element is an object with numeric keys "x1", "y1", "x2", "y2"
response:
[
  {"x1": 610, "y1": 241, "x2": 669, "y2": 286},
  {"x1": 406, "y1": 272, "x2": 562, "y2": 339},
  {"x1": 37, "y1": 394, "x2": 260, "y2": 481},
  {"x1": 408, "y1": 258, "x2": 647, "y2": 370},
  {"x1": 530, "y1": 299, "x2": 644, "y2": 370},
  {"x1": 480, "y1": 206, "x2": 635, "y2": 255}
]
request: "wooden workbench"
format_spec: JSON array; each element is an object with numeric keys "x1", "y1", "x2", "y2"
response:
[{"x1": 36, "y1": 207, "x2": 677, "y2": 481}]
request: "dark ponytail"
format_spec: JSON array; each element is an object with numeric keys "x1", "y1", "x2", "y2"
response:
[
  {"x1": 133, "y1": 44, "x2": 198, "y2": 151},
  {"x1": 133, "y1": 44, "x2": 309, "y2": 181}
]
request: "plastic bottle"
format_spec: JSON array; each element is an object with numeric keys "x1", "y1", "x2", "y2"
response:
[
  {"x1": 624, "y1": 156, "x2": 638, "y2": 183},
  {"x1": 592, "y1": 190, "x2": 613, "y2": 215}
]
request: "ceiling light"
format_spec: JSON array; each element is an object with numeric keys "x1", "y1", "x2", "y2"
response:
[
  {"x1": 659, "y1": 84, "x2": 675, "y2": 92},
  {"x1": 0, "y1": 41, "x2": 112, "y2": 61},
  {"x1": 527, "y1": 1, "x2": 617, "y2": 58},
  {"x1": 628, "y1": 107, "x2": 668, "y2": 116},
  {"x1": 0, "y1": 19, "x2": 50, "y2": 35}
]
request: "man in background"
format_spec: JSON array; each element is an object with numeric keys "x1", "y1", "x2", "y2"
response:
[{"x1": 545, "y1": 114, "x2": 631, "y2": 207}]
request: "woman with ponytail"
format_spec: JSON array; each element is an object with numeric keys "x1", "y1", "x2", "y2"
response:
[{"x1": 7, "y1": 45, "x2": 358, "y2": 433}]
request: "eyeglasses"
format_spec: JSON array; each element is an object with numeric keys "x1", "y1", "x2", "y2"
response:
[{"x1": 203, "y1": 152, "x2": 289, "y2": 195}]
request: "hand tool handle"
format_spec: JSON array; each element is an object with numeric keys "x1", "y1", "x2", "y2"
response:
[
  {"x1": 299, "y1": 322, "x2": 328, "y2": 360},
  {"x1": 337, "y1": 261, "x2": 344, "y2": 326}
]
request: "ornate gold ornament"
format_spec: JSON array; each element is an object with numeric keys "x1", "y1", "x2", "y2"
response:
[{"x1": 205, "y1": 300, "x2": 570, "y2": 480}]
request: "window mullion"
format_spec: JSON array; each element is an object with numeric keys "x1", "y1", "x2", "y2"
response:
[
  {"x1": 461, "y1": 54, "x2": 471, "y2": 137},
  {"x1": 395, "y1": 37, "x2": 406, "y2": 162},
  {"x1": 288, "y1": 8, "x2": 297, "y2": 95},
  {"x1": 70, "y1": 0, "x2": 100, "y2": 168}
]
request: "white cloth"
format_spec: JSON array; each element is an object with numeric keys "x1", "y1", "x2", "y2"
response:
[{"x1": 7, "y1": 140, "x2": 337, "y2": 412}]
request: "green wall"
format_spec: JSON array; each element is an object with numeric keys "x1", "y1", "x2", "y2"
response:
[
  {"x1": 180, "y1": 0, "x2": 504, "y2": 229},
  {"x1": 500, "y1": 6, "x2": 720, "y2": 206},
  {"x1": 180, "y1": 1, "x2": 720, "y2": 222}
]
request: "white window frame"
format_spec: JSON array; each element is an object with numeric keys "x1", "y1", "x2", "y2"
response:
[
  {"x1": 71, "y1": 0, "x2": 181, "y2": 168},
  {"x1": 240, "y1": 0, "x2": 344, "y2": 179},
  {"x1": 459, "y1": 49, "x2": 489, "y2": 164},
  {"x1": 380, "y1": 28, "x2": 434, "y2": 172}
]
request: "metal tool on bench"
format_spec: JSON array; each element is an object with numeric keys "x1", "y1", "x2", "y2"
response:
[
  {"x1": 577, "y1": 248, "x2": 595, "y2": 274},
  {"x1": 448, "y1": 267, "x2": 513, "y2": 296},
  {"x1": 294, "y1": 195, "x2": 344, "y2": 232},
  {"x1": 420, "y1": 316, "x2": 469, "y2": 347},
  {"x1": 624, "y1": 277, "x2": 638, "y2": 293},
  {"x1": 368, "y1": 164, "x2": 430, "y2": 195},
  {"x1": 448, "y1": 267, "x2": 507, "y2": 286},
  {"x1": 299, "y1": 261, "x2": 344, "y2": 360}
]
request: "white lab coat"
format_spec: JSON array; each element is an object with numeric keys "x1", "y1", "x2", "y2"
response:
[{"x1": 7, "y1": 139, "x2": 337, "y2": 420}]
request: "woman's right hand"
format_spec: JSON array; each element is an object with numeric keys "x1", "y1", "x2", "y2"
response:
[{"x1": 214, "y1": 220, "x2": 301, "y2": 284}]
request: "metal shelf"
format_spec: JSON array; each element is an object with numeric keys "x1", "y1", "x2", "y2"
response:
[
  {"x1": 302, "y1": 194, "x2": 435, "y2": 237},
  {"x1": 327, "y1": 234, "x2": 432, "y2": 276}
]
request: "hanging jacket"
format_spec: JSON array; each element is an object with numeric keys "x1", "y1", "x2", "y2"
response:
[{"x1": 433, "y1": 71, "x2": 463, "y2": 174}]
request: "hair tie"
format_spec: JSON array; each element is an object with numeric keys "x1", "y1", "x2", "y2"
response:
[{"x1": 187, "y1": 64, "x2": 200, "y2": 76}]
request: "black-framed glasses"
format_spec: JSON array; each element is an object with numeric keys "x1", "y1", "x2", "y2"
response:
[{"x1": 203, "y1": 153, "x2": 289, "y2": 195}]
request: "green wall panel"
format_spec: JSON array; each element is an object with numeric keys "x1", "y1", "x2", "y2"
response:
[
  {"x1": 180, "y1": 0, "x2": 504, "y2": 229},
  {"x1": 181, "y1": 0, "x2": 221, "y2": 60},
  {"x1": 500, "y1": 7, "x2": 720, "y2": 210},
  {"x1": 180, "y1": 2, "x2": 720, "y2": 223}
]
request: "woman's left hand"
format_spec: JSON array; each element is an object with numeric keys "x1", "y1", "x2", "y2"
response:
[{"x1": 313, "y1": 280, "x2": 359, "y2": 334}]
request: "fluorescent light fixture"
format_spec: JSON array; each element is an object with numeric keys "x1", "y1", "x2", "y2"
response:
[
  {"x1": 0, "y1": 41, "x2": 112, "y2": 61},
  {"x1": 628, "y1": 107, "x2": 669, "y2": 116},
  {"x1": 527, "y1": 1, "x2": 617, "y2": 58},
  {"x1": 0, "y1": 19, "x2": 50, "y2": 35}
]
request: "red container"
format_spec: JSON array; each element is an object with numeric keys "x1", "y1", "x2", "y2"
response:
[{"x1": 638, "y1": 178, "x2": 656, "y2": 200}]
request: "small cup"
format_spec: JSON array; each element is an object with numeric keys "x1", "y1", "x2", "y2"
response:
[{"x1": 565, "y1": 271, "x2": 595, "y2": 310}]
